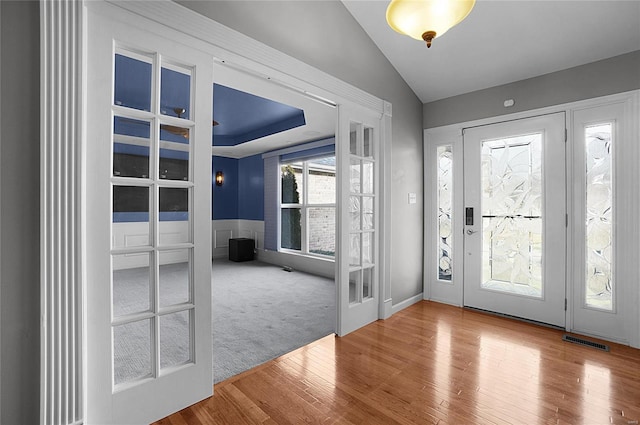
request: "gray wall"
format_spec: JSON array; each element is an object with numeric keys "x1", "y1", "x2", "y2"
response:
[
  {"x1": 0, "y1": 1, "x2": 41, "y2": 423},
  {"x1": 424, "y1": 50, "x2": 640, "y2": 129},
  {"x1": 178, "y1": 1, "x2": 426, "y2": 304}
]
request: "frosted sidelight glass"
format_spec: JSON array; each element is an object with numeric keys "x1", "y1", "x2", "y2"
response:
[
  {"x1": 437, "y1": 145, "x2": 453, "y2": 281},
  {"x1": 585, "y1": 123, "x2": 613, "y2": 310}
]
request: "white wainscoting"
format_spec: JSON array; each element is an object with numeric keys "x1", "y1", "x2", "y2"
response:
[
  {"x1": 212, "y1": 219, "x2": 265, "y2": 259},
  {"x1": 112, "y1": 221, "x2": 189, "y2": 270},
  {"x1": 212, "y1": 219, "x2": 335, "y2": 278}
]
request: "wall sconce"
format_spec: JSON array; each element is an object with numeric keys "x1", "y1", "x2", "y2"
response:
[{"x1": 215, "y1": 171, "x2": 224, "y2": 186}]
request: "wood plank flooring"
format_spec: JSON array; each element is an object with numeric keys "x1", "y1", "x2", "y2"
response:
[{"x1": 154, "y1": 301, "x2": 640, "y2": 425}]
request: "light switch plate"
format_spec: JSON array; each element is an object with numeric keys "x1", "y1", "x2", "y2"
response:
[{"x1": 408, "y1": 192, "x2": 417, "y2": 204}]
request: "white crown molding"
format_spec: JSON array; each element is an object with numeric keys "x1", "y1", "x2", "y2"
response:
[{"x1": 102, "y1": 0, "x2": 385, "y2": 115}]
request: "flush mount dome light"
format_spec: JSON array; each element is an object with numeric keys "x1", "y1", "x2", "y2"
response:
[{"x1": 386, "y1": 0, "x2": 475, "y2": 48}]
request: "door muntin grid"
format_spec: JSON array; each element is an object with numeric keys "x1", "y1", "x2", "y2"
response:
[
  {"x1": 348, "y1": 121, "x2": 376, "y2": 305},
  {"x1": 111, "y1": 48, "x2": 196, "y2": 389}
]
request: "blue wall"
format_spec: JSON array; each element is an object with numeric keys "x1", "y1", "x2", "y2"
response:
[
  {"x1": 212, "y1": 154, "x2": 264, "y2": 220},
  {"x1": 212, "y1": 156, "x2": 239, "y2": 219}
]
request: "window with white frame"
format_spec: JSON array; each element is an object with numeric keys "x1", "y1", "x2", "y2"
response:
[{"x1": 280, "y1": 156, "x2": 336, "y2": 257}]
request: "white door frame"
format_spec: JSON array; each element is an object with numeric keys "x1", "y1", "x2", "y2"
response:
[
  {"x1": 41, "y1": 0, "x2": 392, "y2": 422},
  {"x1": 424, "y1": 90, "x2": 640, "y2": 348}
]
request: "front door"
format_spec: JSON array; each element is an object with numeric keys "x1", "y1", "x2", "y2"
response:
[
  {"x1": 462, "y1": 113, "x2": 567, "y2": 327},
  {"x1": 85, "y1": 5, "x2": 213, "y2": 423}
]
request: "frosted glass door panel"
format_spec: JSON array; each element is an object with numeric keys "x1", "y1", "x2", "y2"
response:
[{"x1": 481, "y1": 135, "x2": 543, "y2": 298}]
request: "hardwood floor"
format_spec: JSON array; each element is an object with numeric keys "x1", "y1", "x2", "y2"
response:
[{"x1": 154, "y1": 301, "x2": 640, "y2": 425}]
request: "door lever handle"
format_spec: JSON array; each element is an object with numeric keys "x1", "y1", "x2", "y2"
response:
[{"x1": 466, "y1": 229, "x2": 478, "y2": 235}]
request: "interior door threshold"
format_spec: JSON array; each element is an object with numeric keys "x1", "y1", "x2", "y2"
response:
[{"x1": 463, "y1": 306, "x2": 565, "y2": 331}]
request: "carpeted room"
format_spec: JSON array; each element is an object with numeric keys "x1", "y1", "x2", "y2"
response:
[
  {"x1": 211, "y1": 257, "x2": 335, "y2": 382},
  {"x1": 113, "y1": 257, "x2": 335, "y2": 384}
]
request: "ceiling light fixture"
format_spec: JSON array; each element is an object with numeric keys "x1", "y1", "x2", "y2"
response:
[{"x1": 386, "y1": 0, "x2": 475, "y2": 48}]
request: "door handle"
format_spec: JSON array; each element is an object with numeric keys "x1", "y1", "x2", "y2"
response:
[{"x1": 466, "y1": 229, "x2": 478, "y2": 235}]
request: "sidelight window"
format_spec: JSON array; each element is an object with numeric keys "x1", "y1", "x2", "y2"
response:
[{"x1": 584, "y1": 123, "x2": 613, "y2": 311}]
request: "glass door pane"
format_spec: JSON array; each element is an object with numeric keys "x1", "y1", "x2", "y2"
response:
[
  {"x1": 110, "y1": 48, "x2": 197, "y2": 388},
  {"x1": 348, "y1": 121, "x2": 376, "y2": 305},
  {"x1": 481, "y1": 134, "x2": 543, "y2": 298}
]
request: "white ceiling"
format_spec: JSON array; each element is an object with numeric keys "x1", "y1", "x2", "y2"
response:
[{"x1": 343, "y1": 0, "x2": 640, "y2": 103}]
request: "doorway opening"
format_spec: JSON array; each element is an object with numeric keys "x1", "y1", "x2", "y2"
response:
[{"x1": 210, "y1": 67, "x2": 338, "y2": 383}]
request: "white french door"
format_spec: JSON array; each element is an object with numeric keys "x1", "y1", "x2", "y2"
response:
[
  {"x1": 85, "y1": 6, "x2": 213, "y2": 424},
  {"x1": 336, "y1": 103, "x2": 381, "y2": 336},
  {"x1": 463, "y1": 113, "x2": 567, "y2": 327}
]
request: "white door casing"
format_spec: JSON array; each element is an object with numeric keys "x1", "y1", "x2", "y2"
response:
[
  {"x1": 571, "y1": 99, "x2": 639, "y2": 344},
  {"x1": 85, "y1": 7, "x2": 213, "y2": 424},
  {"x1": 424, "y1": 91, "x2": 640, "y2": 348}
]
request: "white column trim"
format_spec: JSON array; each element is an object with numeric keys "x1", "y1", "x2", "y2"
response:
[
  {"x1": 40, "y1": 1, "x2": 84, "y2": 424},
  {"x1": 379, "y1": 100, "x2": 393, "y2": 319}
]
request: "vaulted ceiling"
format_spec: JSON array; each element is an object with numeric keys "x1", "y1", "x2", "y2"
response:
[
  {"x1": 343, "y1": 1, "x2": 640, "y2": 103},
  {"x1": 206, "y1": 1, "x2": 640, "y2": 158}
]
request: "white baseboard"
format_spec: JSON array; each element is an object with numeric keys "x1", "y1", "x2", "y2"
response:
[
  {"x1": 391, "y1": 293, "x2": 424, "y2": 315},
  {"x1": 380, "y1": 299, "x2": 393, "y2": 319},
  {"x1": 256, "y1": 249, "x2": 335, "y2": 279},
  {"x1": 428, "y1": 297, "x2": 462, "y2": 308}
]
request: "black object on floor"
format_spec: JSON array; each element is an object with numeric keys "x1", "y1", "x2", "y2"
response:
[{"x1": 229, "y1": 238, "x2": 255, "y2": 262}]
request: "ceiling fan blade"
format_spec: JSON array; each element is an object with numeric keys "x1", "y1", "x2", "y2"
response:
[{"x1": 160, "y1": 124, "x2": 189, "y2": 139}]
